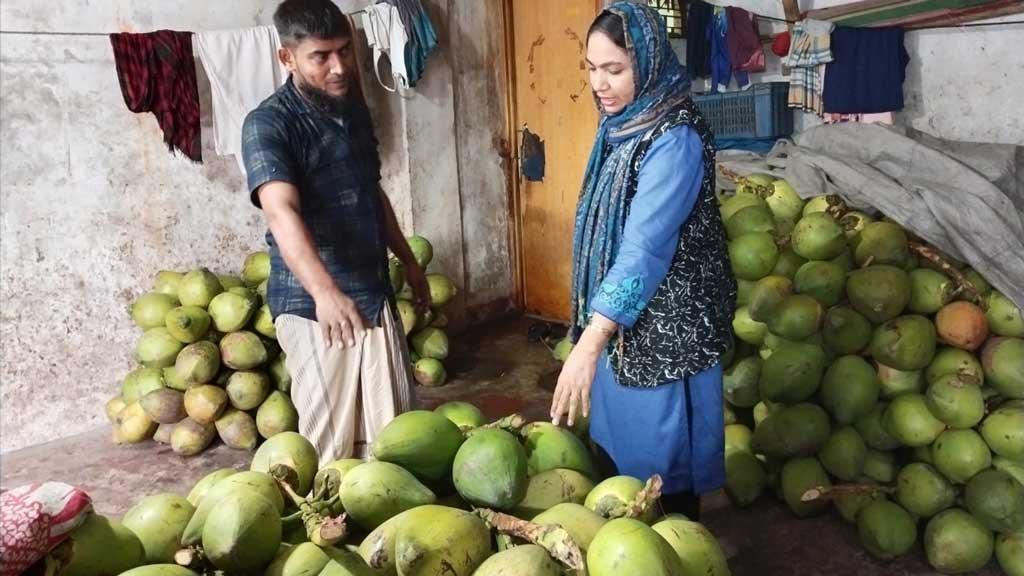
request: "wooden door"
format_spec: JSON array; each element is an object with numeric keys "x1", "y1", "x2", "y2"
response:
[{"x1": 508, "y1": 0, "x2": 601, "y2": 321}]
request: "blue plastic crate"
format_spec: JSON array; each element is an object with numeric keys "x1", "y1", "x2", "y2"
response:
[{"x1": 692, "y1": 82, "x2": 793, "y2": 140}]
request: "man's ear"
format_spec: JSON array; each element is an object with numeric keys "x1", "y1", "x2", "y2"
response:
[{"x1": 278, "y1": 46, "x2": 296, "y2": 72}]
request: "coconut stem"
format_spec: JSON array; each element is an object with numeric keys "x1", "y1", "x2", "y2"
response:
[
  {"x1": 608, "y1": 474, "x2": 664, "y2": 520},
  {"x1": 801, "y1": 483, "x2": 895, "y2": 502},
  {"x1": 486, "y1": 414, "x2": 527, "y2": 435},
  {"x1": 907, "y1": 242, "x2": 984, "y2": 307},
  {"x1": 824, "y1": 195, "x2": 850, "y2": 220},
  {"x1": 718, "y1": 166, "x2": 774, "y2": 199},
  {"x1": 475, "y1": 508, "x2": 585, "y2": 571},
  {"x1": 272, "y1": 464, "x2": 349, "y2": 547},
  {"x1": 174, "y1": 547, "x2": 211, "y2": 572}
]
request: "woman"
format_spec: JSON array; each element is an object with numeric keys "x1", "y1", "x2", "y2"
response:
[{"x1": 550, "y1": 2, "x2": 736, "y2": 520}]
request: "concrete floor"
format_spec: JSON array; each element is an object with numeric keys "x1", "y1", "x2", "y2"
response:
[{"x1": 0, "y1": 315, "x2": 1002, "y2": 576}]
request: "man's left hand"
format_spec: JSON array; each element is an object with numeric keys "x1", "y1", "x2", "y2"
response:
[{"x1": 405, "y1": 263, "x2": 432, "y2": 314}]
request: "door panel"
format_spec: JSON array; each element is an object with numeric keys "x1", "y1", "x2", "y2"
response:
[{"x1": 511, "y1": 0, "x2": 600, "y2": 321}]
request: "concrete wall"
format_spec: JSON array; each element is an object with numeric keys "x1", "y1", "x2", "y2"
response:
[
  {"x1": 674, "y1": 0, "x2": 1024, "y2": 145},
  {"x1": 0, "y1": 0, "x2": 512, "y2": 452}
]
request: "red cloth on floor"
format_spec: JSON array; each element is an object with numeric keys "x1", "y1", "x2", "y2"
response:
[
  {"x1": 0, "y1": 483, "x2": 93, "y2": 576},
  {"x1": 726, "y1": 6, "x2": 765, "y2": 73},
  {"x1": 110, "y1": 30, "x2": 202, "y2": 162}
]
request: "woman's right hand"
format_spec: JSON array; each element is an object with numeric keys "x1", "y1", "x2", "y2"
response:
[
  {"x1": 314, "y1": 287, "x2": 366, "y2": 349},
  {"x1": 550, "y1": 345, "x2": 599, "y2": 427}
]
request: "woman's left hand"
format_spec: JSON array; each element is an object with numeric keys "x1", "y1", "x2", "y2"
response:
[{"x1": 550, "y1": 345, "x2": 599, "y2": 427}]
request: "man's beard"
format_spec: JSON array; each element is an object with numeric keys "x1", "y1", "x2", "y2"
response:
[{"x1": 294, "y1": 72, "x2": 348, "y2": 117}]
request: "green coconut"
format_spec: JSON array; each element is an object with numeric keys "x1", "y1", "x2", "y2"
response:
[
  {"x1": 524, "y1": 422, "x2": 598, "y2": 480},
  {"x1": 256, "y1": 390, "x2": 299, "y2": 439},
  {"x1": 726, "y1": 204, "x2": 776, "y2": 239},
  {"x1": 131, "y1": 292, "x2": 179, "y2": 331},
  {"x1": 877, "y1": 363, "x2": 924, "y2": 399},
  {"x1": 792, "y1": 212, "x2": 846, "y2": 260},
  {"x1": 924, "y1": 509, "x2": 995, "y2": 574},
  {"x1": 175, "y1": 341, "x2": 221, "y2": 385},
  {"x1": 406, "y1": 236, "x2": 434, "y2": 269},
  {"x1": 251, "y1": 431, "x2": 319, "y2": 496},
  {"x1": 855, "y1": 402, "x2": 902, "y2": 451},
  {"x1": 801, "y1": 195, "x2": 833, "y2": 217},
  {"x1": 723, "y1": 356, "x2": 761, "y2": 408},
  {"x1": 854, "y1": 222, "x2": 910, "y2": 268},
  {"x1": 177, "y1": 268, "x2": 223, "y2": 308},
  {"x1": 725, "y1": 423, "x2": 753, "y2": 457},
  {"x1": 771, "y1": 248, "x2": 807, "y2": 280},
  {"x1": 183, "y1": 385, "x2": 228, "y2": 425},
  {"x1": 871, "y1": 315, "x2": 937, "y2": 371},
  {"x1": 862, "y1": 449, "x2": 898, "y2": 484},
  {"x1": 781, "y1": 457, "x2": 832, "y2": 517},
  {"x1": 729, "y1": 232, "x2": 780, "y2": 281},
  {"x1": 433, "y1": 401, "x2": 486, "y2": 431},
  {"x1": 202, "y1": 491, "x2": 281, "y2": 572},
  {"x1": 987, "y1": 292, "x2": 1024, "y2": 337},
  {"x1": 105, "y1": 396, "x2": 127, "y2": 423},
  {"x1": 207, "y1": 289, "x2": 257, "y2": 333},
  {"x1": 996, "y1": 533, "x2": 1024, "y2": 576},
  {"x1": 452, "y1": 428, "x2": 528, "y2": 509},
  {"x1": 122, "y1": 367, "x2": 166, "y2": 404},
  {"x1": 170, "y1": 418, "x2": 216, "y2": 456},
  {"x1": 182, "y1": 471, "x2": 284, "y2": 546},
  {"x1": 410, "y1": 328, "x2": 449, "y2": 361},
  {"x1": 720, "y1": 191, "x2": 767, "y2": 221},
  {"x1": 847, "y1": 265, "x2": 912, "y2": 324},
  {"x1": 472, "y1": 544, "x2": 562, "y2": 576},
  {"x1": 794, "y1": 261, "x2": 846, "y2": 307},
  {"x1": 818, "y1": 426, "x2": 868, "y2": 481},
  {"x1": 926, "y1": 373, "x2": 985, "y2": 429},
  {"x1": 393, "y1": 505, "x2": 491, "y2": 576},
  {"x1": 426, "y1": 274, "x2": 457, "y2": 307},
  {"x1": 926, "y1": 347, "x2": 985, "y2": 386},
  {"x1": 265, "y1": 542, "x2": 331, "y2": 576},
  {"x1": 834, "y1": 484, "x2": 887, "y2": 525},
  {"x1": 119, "y1": 566, "x2": 198, "y2": 576},
  {"x1": 140, "y1": 388, "x2": 186, "y2": 424},
  {"x1": 122, "y1": 493, "x2": 195, "y2": 564},
  {"x1": 370, "y1": 410, "x2": 465, "y2": 485},
  {"x1": 724, "y1": 451, "x2": 766, "y2": 507},
  {"x1": 585, "y1": 476, "x2": 652, "y2": 522},
  {"x1": 734, "y1": 278, "x2": 756, "y2": 307},
  {"x1": 340, "y1": 461, "x2": 437, "y2": 532},
  {"x1": 839, "y1": 210, "x2": 874, "y2": 240},
  {"x1": 164, "y1": 306, "x2": 212, "y2": 344},
  {"x1": 652, "y1": 514, "x2": 731, "y2": 576},
  {"x1": 965, "y1": 468, "x2": 1024, "y2": 533},
  {"x1": 982, "y1": 337, "x2": 1024, "y2": 399},
  {"x1": 932, "y1": 429, "x2": 992, "y2": 484},
  {"x1": 883, "y1": 393, "x2": 945, "y2": 448},
  {"x1": 241, "y1": 251, "x2": 271, "y2": 287},
  {"x1": 767, "y1": 294, "x2": 824, "y2": 341},
  {"x1": 587, "y1": 518, "x2": 684, "y2": 575},
  {"x1": 747, "y1": 275, "x2": 793, "y2": 323},
  {"x1": 388, "y1": 257, "x2": 406, "y2": 293},
  {"x1": 214, "y1": 408, "x2": 258, "y2": 450},
  {"x1": 253, "y1": 304, "x2": 276, "y2": 339},
  {"x1": 513, "y1": 468, "x2": 595, "y2": 519},
  {"x1": 61, "y1": 514, "x2": 145, "y2": 576},
  {"x1": 187, "y1": 468, "x2": 237, "y2": 507},
  {"x1": 225, "y1": 371, "x2": 270, "y2": 411},
  {"x1": 758, "y1": 341, "x2": 827, "y2": 404},
  {"x1": 731, "y1": 306, "x2": 767, "y2": 346},
  {"x1": 909, "y1": 268, "x2": 955, "y2": 314},
  {"x1": 857, "y1": 500, "x2": 918, "y2": 560},
  {"x1": 269, "y1": 353, "x2": 291, "y2": 392},
  {"x1": 821, "y1": 355, "x2": 880, "y2": 425},
  {"x1": 395, "y1": 300, "x2": 418, "y2": 337},
  {"x1": 114, "y1": 402, "x2": 157, "y2": 444},
  {"x1": 766, "y1": 179, "x2": 805, "y2": 222},
  {"x1": 413, "y1": 358, "x2": 447, "y2": 387},
  {"x1": 897, "y1": 462, "x2": 955, "y2": 519},
  {"x1": 822, "y1": 306, "x2": 872, "y2": 355},
  {"x1": 751, "y1": 403, "x2": 831, "y2": 459},
  {"x1": 153, "y1": 270, "x2": 184, "y2": 298},
  {"x1": 136, "y1": 327, "x2": 185, "y2": 369},
  {"x1": 220, "y1": 331, "x2": 268, "y2": 370},
  {"x1": 533, "y1": 503, "x2": 608, "y2": 558},
  {"x1": 981, "y1": 404, "x2": 1024, "y2": 461}
]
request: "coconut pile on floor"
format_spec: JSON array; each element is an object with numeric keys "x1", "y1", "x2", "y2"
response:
[
  {"x1": 106, "y1": 252, "x2": 298, "y2": 456},
  {"x1": 47, "y1": 405, "x2": 733, "y2": 576},
  {"x1": 389, "y1": 235, "x2": 459, "y2": 388},
  {"x1": 718, "y1": 174, "x2": 1024, "y2": 575}
]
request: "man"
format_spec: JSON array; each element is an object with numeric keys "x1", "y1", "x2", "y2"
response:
[{"x1": 242, "y1": 0, "x2": 427, "y2": 465}]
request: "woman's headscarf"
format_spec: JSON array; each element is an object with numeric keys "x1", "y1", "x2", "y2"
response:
[{"x1": 570, "y1": 1, "x2": 692, "y2": 337}]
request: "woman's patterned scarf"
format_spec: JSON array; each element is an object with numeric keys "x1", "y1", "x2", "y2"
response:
[{"x1": 570, "y1": 1, "x2": 692, "y2": 337}]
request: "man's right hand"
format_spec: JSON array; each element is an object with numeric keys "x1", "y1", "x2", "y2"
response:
[{"x1": 314, "y1": 287, "x2": 366, "y2": 349}]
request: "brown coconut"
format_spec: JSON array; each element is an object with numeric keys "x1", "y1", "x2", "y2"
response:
[{"x1": 935, "y1": 301, "x2": 989, "y2": 351}]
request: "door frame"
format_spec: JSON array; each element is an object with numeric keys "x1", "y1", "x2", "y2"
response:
[{"x1": 500, "y1": 0, "x2": 605, "y2": 320}]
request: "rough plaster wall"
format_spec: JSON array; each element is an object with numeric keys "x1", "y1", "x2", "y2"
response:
[
  {"x1": 449, "y1": 1, "x2": 514, "y2": 310},
  {"x1": 677, "y1": 0, "x2": 1024, "y2": 144},
  {"x1": 0, "y1": 2, "x2": 277, "y2": 453}
]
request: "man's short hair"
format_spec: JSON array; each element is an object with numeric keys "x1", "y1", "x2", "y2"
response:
[{"x1": 274, "y1": 0, "x2": 352, "y2": 46}]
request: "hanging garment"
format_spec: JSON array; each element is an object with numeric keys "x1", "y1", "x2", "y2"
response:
[
  {"x1": 196, "y1": 26, "x2": 288, "y2": 176},
  {"x1": 726, "y1": 7, "x2": 765, "y2": 74},
  {"x1": 361, "y1": 2, "x2": 410, "y2": 92},
  {"x1": 110, "y1": 30, "x2": 202, "y2": 162},
  {"x1": 823, "y1": 112, "x2": 895, "y2": 125},
  {"x1": 782, "y1": 19, "x2": 834, "y2": 115},
  {"x1": 823, "y1": 26, "x2": 910, "y2": 114},
  {"x1": 685, "y1": 0, "x2": 713, "y2": 79},
  {"x1": 708, "y1": 7, "x2": 746, "y2": 92},
  {"x1": 383, "y1": 0, "x2": 438, "y2": 86}
]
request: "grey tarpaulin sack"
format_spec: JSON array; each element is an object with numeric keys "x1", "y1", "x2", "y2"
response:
[{"x1": 717, "y1": 123, "x2": 1024, "y2": 310}]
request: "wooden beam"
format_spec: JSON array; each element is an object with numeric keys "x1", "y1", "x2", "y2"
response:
[{"x1": 781, "y1": 0, "x2": 801, "y2": 28}]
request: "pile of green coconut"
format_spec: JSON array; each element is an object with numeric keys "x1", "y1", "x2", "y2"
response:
[
  {"x1": 47, "y1": 405, "x2": 732, "y2": 576},
  {"x1": 106, "y1": 252, "x2": 298, "y2": 456},
  {"x1": 388, "y1": 235, "x2": 459, "y2": 388},
  {"x1": 717, "y1": 174, "x2": 1024, "y2": 575}
]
